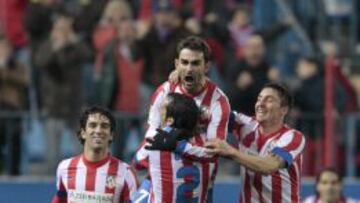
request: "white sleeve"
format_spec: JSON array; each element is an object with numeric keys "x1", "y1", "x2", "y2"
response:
[{"x1": 144, "y1": 83, "x2": 169, "y2": 138}]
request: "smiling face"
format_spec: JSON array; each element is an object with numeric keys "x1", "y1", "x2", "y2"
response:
[
  {"x1": 255, "y1": 87, "x2": 288, "y2": 125},
  {"x1": 81, "y1": 113, "x2": 113, "y2": 152},
  {"x1": 175, "y1": 48, "x2": 208, "y2": 93},
  {"x1": 317, "y1": 171, "x2": 342, "y2": 202}
]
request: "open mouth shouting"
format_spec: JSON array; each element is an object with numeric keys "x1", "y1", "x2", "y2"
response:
[{"x1": 183, "y1": 74, "x2": 196, "y2": 88}]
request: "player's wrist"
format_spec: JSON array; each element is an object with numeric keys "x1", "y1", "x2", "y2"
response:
[{"x1": 227, "y1": 145, "x2": 238, "y2": 158}]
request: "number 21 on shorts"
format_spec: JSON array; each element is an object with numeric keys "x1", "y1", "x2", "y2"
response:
[{"x1": 176, "y1": 165, "x2": 200, "y2": 203}]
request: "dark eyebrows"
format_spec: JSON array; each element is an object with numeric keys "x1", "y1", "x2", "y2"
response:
[
  {"x1": 87, "y1": 120, "x2": 110, "y2": 127},
  {"x1": 180, "y1": 59, "x2": 202, "y2": 66}
]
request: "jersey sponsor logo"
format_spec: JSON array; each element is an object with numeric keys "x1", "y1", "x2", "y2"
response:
[{"x1": 68, "y1": 190, "x2": 113, "y2": 203}]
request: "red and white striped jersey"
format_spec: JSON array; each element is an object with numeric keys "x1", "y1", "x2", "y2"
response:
[
  {"x1": 134, "y1": 79, "x2": 230, "y2": 202},
  {"x1": 145, "y1": 79, "x2": 230, "y2": 161},
  {"x1": 302, "y1": 195, "x2": 360, "y2": 203},
  {"x1": 134, "y1": 143, "x2": 215, "y2": 203},
  {"x1": 233, "y1": 113, "x2": 306, "y2": 203},
  {"x1": 52, "y1": 154, "x2": 139, "y2": 203}
]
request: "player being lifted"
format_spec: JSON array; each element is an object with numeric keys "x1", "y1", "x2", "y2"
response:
[{"x1": 133, "y1": 93, "x2": 203, "y2": 202}]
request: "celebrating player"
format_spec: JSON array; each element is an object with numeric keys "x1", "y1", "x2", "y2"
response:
[
  {"x1": 51, "y1": 106, "x2": 138, "y2": 203},
  {"x1": 205, "y1": 83, "x2": 305, "y2": 203},
  {"x1": 135, "y1": 36, "x2": 230, "y2": 202},
  {"x1": 133, "y1": 92, "x2": 204, "y2": 202}
]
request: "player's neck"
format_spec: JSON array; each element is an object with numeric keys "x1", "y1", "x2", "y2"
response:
[
  {"x1": 83, "y1": 147, "x2": 109, "y2": 162},
  {"x1": 259, "y1": 121, "x2": 283, "y2": 136},
  {"x1": 320, "y1": 196, "x2": 341, "y2": 203},
  {"x1": 181, "y1": 78, "x2": 206, "y2": 95}
]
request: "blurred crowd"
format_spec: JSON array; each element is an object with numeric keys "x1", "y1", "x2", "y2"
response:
[{"x1": 0, "y1": 0, "x2": 359, "y2": 176}]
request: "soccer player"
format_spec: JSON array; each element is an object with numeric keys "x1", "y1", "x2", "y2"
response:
[
  {"x1": 205, "y1": 83, "x2": 306, "y2": 203},
  {"x1": 303, "y1": 168, "x2": 360, "y2": 203},
  {"x1": 135, "y1": 36, "x2": 230, "y2": 202},
  {"x1": 133, "y1": 92, "x2": 203, "y2": 202},
  {"x1": 51, "y1": 106, "x2": 138, "y2": 203}
]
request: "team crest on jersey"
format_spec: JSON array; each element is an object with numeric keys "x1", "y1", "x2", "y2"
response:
[
  {"x1": 197, "y1": 106, "x2": 211, "y2": 133},
  {"x1": 199, "y1": 106, "x2": 211, "y2": 121},
  {"x1": 105, "y1": 175, "x2": 117, "y2": 189}
]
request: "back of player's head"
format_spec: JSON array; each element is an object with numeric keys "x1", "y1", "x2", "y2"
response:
[
  {"x1": 262, "y1": 83, "x2": 293, "y2": 109},
  {"x1": 77, "y1": 105, "x2": 116, "y2": 145},
  {"x1": 176, "y1": 36, "x2": 211, "y2": 63},
  {"x1": 165, "y1": 93, "x2": 200, "y2": 132}
]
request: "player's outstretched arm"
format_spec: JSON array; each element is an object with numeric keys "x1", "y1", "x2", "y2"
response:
[{"x1": 205, "y1": 138, "x2": 285, "y2": 175}]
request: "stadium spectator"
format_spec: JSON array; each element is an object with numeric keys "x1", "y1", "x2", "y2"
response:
[
  {"x1": 34, "y1": 11, "x2": 91, "y2": 174},
  {"x1": 51, "y1": 106, "x2": 138, "y2": 203},
  {"x1": 294, "y1": 57, "x2": 346, "y2": 138},
  {"x1": 0, "y1": 35, "x2": 29, "y2": 175},
  {"x1": 227, "y1": 5, "x2": 254, "y2": 60},
  {"x1": 293, "y1": 57, "x2": 346, "y2": 175},
  {"x1": 71, "y1": 0, "x2": 110, "y2": 46},
  {"x1": 140, "y1": 36, "x2": 231, "y2": 201},
  {"x1": 96, "y1": 19, "x2": 145, "y2": 160},
  {"x1": 133, "y1": 92, "x2": 202, "y2": 202},
  {"x1": 302, "y1": 167, "x2": 360, "y2": 203},
  {"x1": 227, "y1": 4, "x2": 293, "y2": 61},
  {"x1": 226, "y1": 34, "x2": 280, "y2": 116},
  {"x1": 139, "y1": 1, "x2": 190, "y2": 89},
  {"x1": 93, "y1": 0, "x2": 133, "y2": 77},
  {"x1": 205, "y1": 83, "x2": 305, "y2": 203},
  {"x1": 25, "y1": 0, "x2": 59, "y2": 54}
]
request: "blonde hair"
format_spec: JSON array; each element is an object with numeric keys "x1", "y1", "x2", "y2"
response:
[{"x1": 102, "y1": 0, "x2": 132, "y2": 22}]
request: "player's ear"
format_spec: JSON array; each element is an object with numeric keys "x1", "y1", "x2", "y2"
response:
[
  {"x1": 281, "y1": 106, "x2": 289, "y2": 116},
  {"x1": 81, "y1": 129, "x2": 86, "y2": 139}
]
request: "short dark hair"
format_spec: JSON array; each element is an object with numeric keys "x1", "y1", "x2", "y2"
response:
[
  {"x1": 316, "y1": 167, "x2": 343, "y2": 184},
  {"x1": 77, "y1": 106, "x2": 116, "y2": 145},
  {"x1": 263, "y1": 83, "x2": 293, "y2": 109},
  {"x1": 176, "y1": 36, "x2": 211, "y2": 63},
  {"x1": 165, "y1": 93, "x2": 200, "y2": 132}
]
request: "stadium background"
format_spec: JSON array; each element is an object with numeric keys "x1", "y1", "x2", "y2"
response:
[{"x1": 1, "y1": 0, "x2": 360, "y2": 202}]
